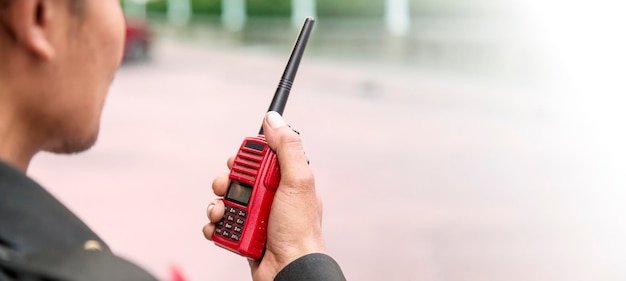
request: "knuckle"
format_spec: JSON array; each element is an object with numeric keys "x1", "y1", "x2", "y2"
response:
[
  {"x1": 227, "y1": 156, "x2": 235, "y2": 167},
  {"x1": 211, "y1": 178, "x2": 220, "y2": 192},
  {"x1": 277, "y1": 128, "x2": 303, "y2": 149},
  {"x1": 286, "y1": 169, "x2": 315, "y2": 189},
  {"x1": 202, "y1": 224, "x2": 214, "y2": 241},
  {"x1": 212, "y1": 174, "x2": 228, "y2": 195},
  {"x1": 209, "y1": 200, "x2": 225, "y2": 222}
]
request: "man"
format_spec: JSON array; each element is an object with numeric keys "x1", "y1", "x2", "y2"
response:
[{"x1": 0, "y1": 0, "x2": 346, "y2": 280}]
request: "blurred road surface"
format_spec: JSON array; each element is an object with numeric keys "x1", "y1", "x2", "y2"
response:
[{"x1": 28, "y1": 38, "x2": 626, "y2": 281}]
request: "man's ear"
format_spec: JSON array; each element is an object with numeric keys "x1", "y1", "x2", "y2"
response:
[{"x1": 5, "y1": 0, "x2": 55, "y2": 60}]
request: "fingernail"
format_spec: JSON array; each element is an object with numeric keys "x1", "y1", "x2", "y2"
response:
[
  {"x1": 267, "y1": 111, "x2": 287, "y2": 129},
  {"x1": 206, "y1": 203, "x2": 215, "y2": 219}
]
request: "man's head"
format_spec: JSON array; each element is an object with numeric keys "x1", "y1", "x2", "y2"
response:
[{"x1": 0, "y1": 0, "x2": 125, "y2": 163}]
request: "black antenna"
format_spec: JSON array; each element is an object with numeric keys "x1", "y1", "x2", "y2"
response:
[{"x1": 259, "y1": 17, "x2": 315, "y2": 135}]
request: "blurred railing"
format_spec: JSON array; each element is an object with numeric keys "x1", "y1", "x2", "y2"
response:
[
  {"x1": 148, "y1": 16, "x2": 534, "y2": 83},
  {"x1": 124, "y1": 0, "x2": 533, "y2": 82}
]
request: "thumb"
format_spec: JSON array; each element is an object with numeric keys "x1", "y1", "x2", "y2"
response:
[{"x1": 263, "y1": 112, "x2": 314, "y2": 190}]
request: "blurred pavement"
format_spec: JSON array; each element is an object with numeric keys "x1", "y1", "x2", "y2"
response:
[{"x1": 28, "y1": 35, "x2": 626, "y2": 281}]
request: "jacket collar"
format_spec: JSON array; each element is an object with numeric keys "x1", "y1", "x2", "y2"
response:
[{"x1": 0, "y1": 160, "x2": 109, "y2": 258}]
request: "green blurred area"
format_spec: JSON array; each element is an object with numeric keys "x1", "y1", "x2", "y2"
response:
[
  {"x1": 137, "y1": 0, "x2": 496, "y2": 18},
  {"x1": 123, "y1": 0, "x2": 524, "y2": 80},
  {"x1": 316, "y1": 0, "x2": 384, "y2": 18}
]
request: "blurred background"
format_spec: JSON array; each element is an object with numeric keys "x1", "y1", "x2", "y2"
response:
[{"x1": 30, "y1": 0, "x2": 626, "y2": 280}]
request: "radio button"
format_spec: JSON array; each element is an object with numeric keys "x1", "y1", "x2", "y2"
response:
[
  {"x1": 264, "y1": 158, "x2": 281, "y2": 191},
  {"x1": 258, "y1": 226, "x2": 267, "y2": 236},
  {"x1": 231, "y1": 234, "x2": 240, "y2": 241}
]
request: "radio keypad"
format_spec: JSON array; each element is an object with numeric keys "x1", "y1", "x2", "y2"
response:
[{"x1": 217, "y1": 206, "x2": 248, "y2": 243}]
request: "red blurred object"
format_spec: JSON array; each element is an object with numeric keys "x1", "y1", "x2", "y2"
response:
[
  {"x1": 124, "y1": 18, "x2": 152, "y2": 61},
  {"x1": 170, "y1": 265, "x2": 187, "y2": 281}
]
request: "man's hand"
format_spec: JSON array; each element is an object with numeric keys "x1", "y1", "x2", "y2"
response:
[{"x1": 202, "y1": 111, "x2": 326, "y2": 281}]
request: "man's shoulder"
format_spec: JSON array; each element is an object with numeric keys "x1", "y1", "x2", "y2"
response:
[
  {"x1": 0, "y1": 247, "x2": 158, "y2": 281},
  {"x1": 0, "y1": 160, "x2": 109, "y2": 253},
  {"x1": 0, "y1": 161, "x2": 158, "y2": 281}
]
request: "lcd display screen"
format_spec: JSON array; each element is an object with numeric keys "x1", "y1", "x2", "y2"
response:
[{"x1": 226, "y1": 181, "x2": 253, "y2": 206}]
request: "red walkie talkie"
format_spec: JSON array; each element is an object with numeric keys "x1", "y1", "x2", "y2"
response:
[{"x1": 213, "y1": 17, "x2": 315, "y2": 260}]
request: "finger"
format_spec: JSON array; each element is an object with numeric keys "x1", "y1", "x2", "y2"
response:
[
  {"x1": 207, "y1": 199, "x2": 225, "y2": 224},
  {"x1": 212, "y1": 173, "x2": 229, "y2": 196},
  {"x1": 263, "y1": 112, "x2": 314, "y2": 190},
  {"x1": 227, "y1": 156, "x2": 234, "y2": 170},
  {"x1": 202, "y1": 223, "x2": 215, "y2": 241}
]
